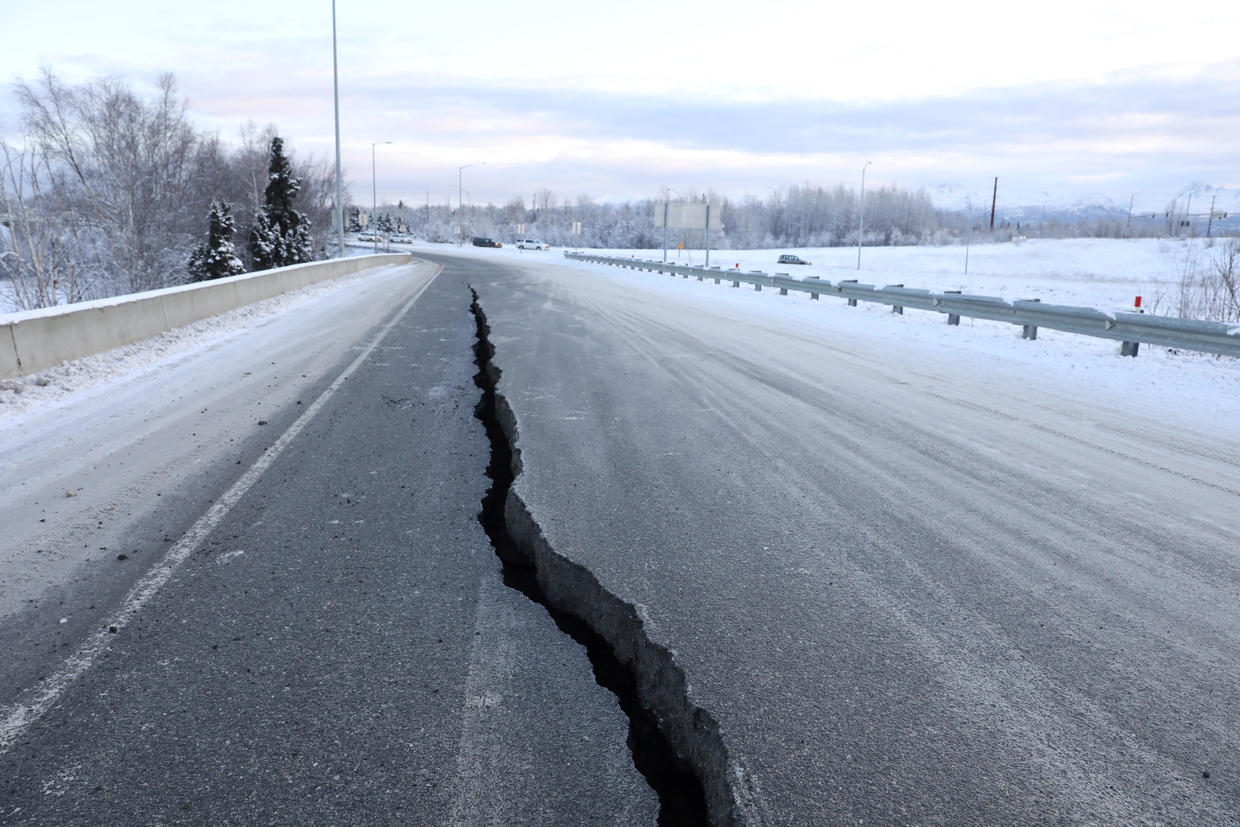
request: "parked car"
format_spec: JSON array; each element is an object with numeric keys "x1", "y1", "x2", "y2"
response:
[
  {"x1": 516, "y1": 239, "x2": 550, "y2": 250},
  {"x1": 389, "y1": 234, "x2": 413, "y2": 244},
  {"x1": 777, "y1": 254, "x2": 811, "y2": 265},
  {"x1": 358, "y1": 232, "x2": 383, "y2": 242},
  {"x1": 472, "y1": 237, "x2": 502, "y2": 248}
]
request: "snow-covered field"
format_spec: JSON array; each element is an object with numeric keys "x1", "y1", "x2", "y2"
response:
[{"x1": 582, "y1": 236, "x2": 1217, "y2": 314}]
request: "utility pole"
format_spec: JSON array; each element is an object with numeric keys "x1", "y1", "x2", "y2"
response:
[
  {"x1": 989, "y1": 177, "x2": 998, "y2": 232},
  {"x1": 857, "y1": 161, "x2": 871, "y2": 270},
  {"x1": 705, "y1": 204, "x2": 712, "y2": 268},
  {"x1": 331, "y1": 0, "x2": 344, "y2": 258},
  {"x1": 371, "y1": 141, "x2": 391, "y2": 253},
  {"x1": 662, "y1": 201, "x2": 669, "y2": 264},
  {"x1": 1207, "y1": 194, "x2": 1218, "y2": 237}
]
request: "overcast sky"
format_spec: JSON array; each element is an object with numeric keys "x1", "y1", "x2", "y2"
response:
[{"x1": 2, "y1": 0, "x2": 1238, "y2": 213}]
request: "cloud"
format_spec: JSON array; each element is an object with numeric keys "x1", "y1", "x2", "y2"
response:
[{"x1": 339, "y1": 60, "x2": 1240, "y2": 207}]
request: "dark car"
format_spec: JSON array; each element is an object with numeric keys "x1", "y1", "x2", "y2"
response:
[
  {"x1": 778, "y1": 254, "x2": 811, "y2": 265},
  {"x1": 472, "y1": 237, "x2": 502, "y2": 248}
]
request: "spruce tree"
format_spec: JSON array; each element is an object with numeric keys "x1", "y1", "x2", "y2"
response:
[
  {"x1": 188, "y1": 200, "x2": 246, "y2": 281},
  {"x1": 249, "y1": 136, "x2": 313, "y2": 269},
  {"x1": 248, "y1": 209, "x2": 281, "y2": 271}
]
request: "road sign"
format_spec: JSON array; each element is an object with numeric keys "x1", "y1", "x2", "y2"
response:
[{"x1": 653, "y1": 201, "x2": 722, "y2": 230}]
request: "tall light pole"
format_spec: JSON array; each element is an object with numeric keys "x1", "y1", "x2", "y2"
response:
[
  {"x1": 857, "y1": 161, "x2": 871, "y2": 270},
  {"x1": 331, "y1": 0, "x2": 343, "y2": 258},
  {"x1": 458, "y1": 161, "x2": 485, "y2": 245},
  {"x1": 372, "y1": 141, "x2": 391, "y2": 253},
  {"x1": 964, "y1": 196, "x2": 973, "y2": 276}
]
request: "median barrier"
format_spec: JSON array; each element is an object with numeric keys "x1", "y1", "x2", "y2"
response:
[
  {"x1": 1, "y1": 327, "x2": 19, "y2": 378},
  {"x1": 1, "y1": 253, "x2": 411, "y2": 379}
]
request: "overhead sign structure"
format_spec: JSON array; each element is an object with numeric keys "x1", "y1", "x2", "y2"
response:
[{"x1": 653, "y1": 201, "x2": 723, "y2": 266}]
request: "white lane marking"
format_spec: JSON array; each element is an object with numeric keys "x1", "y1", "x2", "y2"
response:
[
  {"x1": 0, "y1": 265, "x2": 440, "y2": 753},
  {"x1": 446, "y1": 577, "x2": 520, "y2": 827}
]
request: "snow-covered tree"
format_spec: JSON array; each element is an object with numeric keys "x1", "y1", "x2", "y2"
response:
[
  {"x1": 187, "y1": 200, "x2": 245, "y2": 281},
  {"x1": 249, "y1": 136, "x2": 313, "y2": 270},
  {"x1": 248, "y1": 207, "x2": 280, "y2": 271}
]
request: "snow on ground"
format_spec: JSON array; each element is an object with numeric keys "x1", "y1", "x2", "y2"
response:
[
  {"x1": 0, "y1": 262, "x2": 388, "y2": 418},
  {"x1": 586, "y1": 236, "x2": 1220, "y2": 314},
  {"x1": 527, "y1": 239, "x2": 1240, "y2": 448},
  {"x1": 4, "y1": 238, "x2": 1237, "y2": 446}
]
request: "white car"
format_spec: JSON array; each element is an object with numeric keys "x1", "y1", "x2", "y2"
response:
[
  {"x1": 516, "y1": 239, "x2": 549, "y2": 250},
  {"x1": 389, "y1": 234, "x2": 413, "y2": 244},
  {"x1": 357, "y1": 232, "x2": 383, "y2": 242}
]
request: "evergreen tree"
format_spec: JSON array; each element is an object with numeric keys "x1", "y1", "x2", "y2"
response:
[
  {"x1": 188, "y1": 200, "x2": 246, "y2": 281},
  {"x1": 248, "y1": 209, "x2": 281, "y2": 271},
  {"x1": 248, "y1": 136, "x2": 313, "y2": 269}
]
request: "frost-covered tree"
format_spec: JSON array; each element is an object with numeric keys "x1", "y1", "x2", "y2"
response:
[
  {"x1": 187, "y1": 200, "x2": 244, "y2": 281},
  {"x1": 249, "y1": 136, "x2": 313, "y2": 269},
  {"x1": 248, "y1": 207, "x2": 280, "y2": 271},
  {"x1": 13, "y1": 70, "x2": 214, "y2": 294}
]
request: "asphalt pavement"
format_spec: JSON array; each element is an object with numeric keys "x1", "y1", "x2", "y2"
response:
[
  {"x1": 0, "y1": 260, "x2": 656, "y2": 825},
  {"x1": 8, "y1": 247, "x2": 1240, "y2": 825},
  {"x1": 463, "y1": 251, "x2": 1240, "y2": 825}
]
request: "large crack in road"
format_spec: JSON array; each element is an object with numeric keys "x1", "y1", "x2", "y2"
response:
[{"x1": 469, "y1": 287, "x2": 714, "y2": 826}]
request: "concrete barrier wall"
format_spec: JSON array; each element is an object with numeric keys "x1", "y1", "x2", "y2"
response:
[
  {"x1": 1, "y1": 253, "x2": 411, "y2": 379},
  {"x1": 1, "y1": 326, "x2": 19, "y2": 378}
]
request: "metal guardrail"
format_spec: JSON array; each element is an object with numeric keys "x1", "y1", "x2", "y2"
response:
[{"x1": 563, "y1": 251, "x2": 1240, "y2": 359}]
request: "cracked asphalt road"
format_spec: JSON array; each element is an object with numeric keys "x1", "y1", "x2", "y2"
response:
[
  {"x1": 7, "y1": 247, "x2": 1240, "y2": 825},
  {"x1": 0, "y1": 259, "x2": 656, "y2": 825},
  {"x1": 464, "y1": 251, "x2": 1240, "y2": 824}
]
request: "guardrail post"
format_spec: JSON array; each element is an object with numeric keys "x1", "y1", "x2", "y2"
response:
[
  {"x1": 1120, "y1": 303, "x2": 1144, "y2": 356},
  {"x1": 732, "y1": 279, "x2": 740, "y2": 288},
  {"x1": 945, "y1": 290, "x2": 961, "y2": 325},
  {"x1": 891, "y1": 284, "x2": 904, "y2": 314},
  {"x1": 841, "y1": 279, "x2": 858, "y2": 306},
  {"x1": 1021, "y1": 298, "x2": 1040, "y2": 339},
  {"x1": 714, "y1": 277, "x2": 721, "y2": 284},
  {"x1": 776, "y1": 273, "x2": 789, "y2": 295}
]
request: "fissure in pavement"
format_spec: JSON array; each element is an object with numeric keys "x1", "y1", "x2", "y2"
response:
[{"x1": 469, "y1": 288, "x2": 712, "y2": 826}]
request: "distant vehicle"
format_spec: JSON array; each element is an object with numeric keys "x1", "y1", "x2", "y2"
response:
[
  {"x1": 389, "y1": 234, "x2": 413, "y2": 244},
  {"x1": 472, "y1": 237, "x2": 502, "y2": 248},
  {"x1": 358, "y1": 232, "x2": 383, "y2": 242},
  {"x1": 516, "y1": 239, "x2": 550, "y2": 250},
  {"x1": 777, "y1": 254, "x2": 811, "y2": 265}
]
